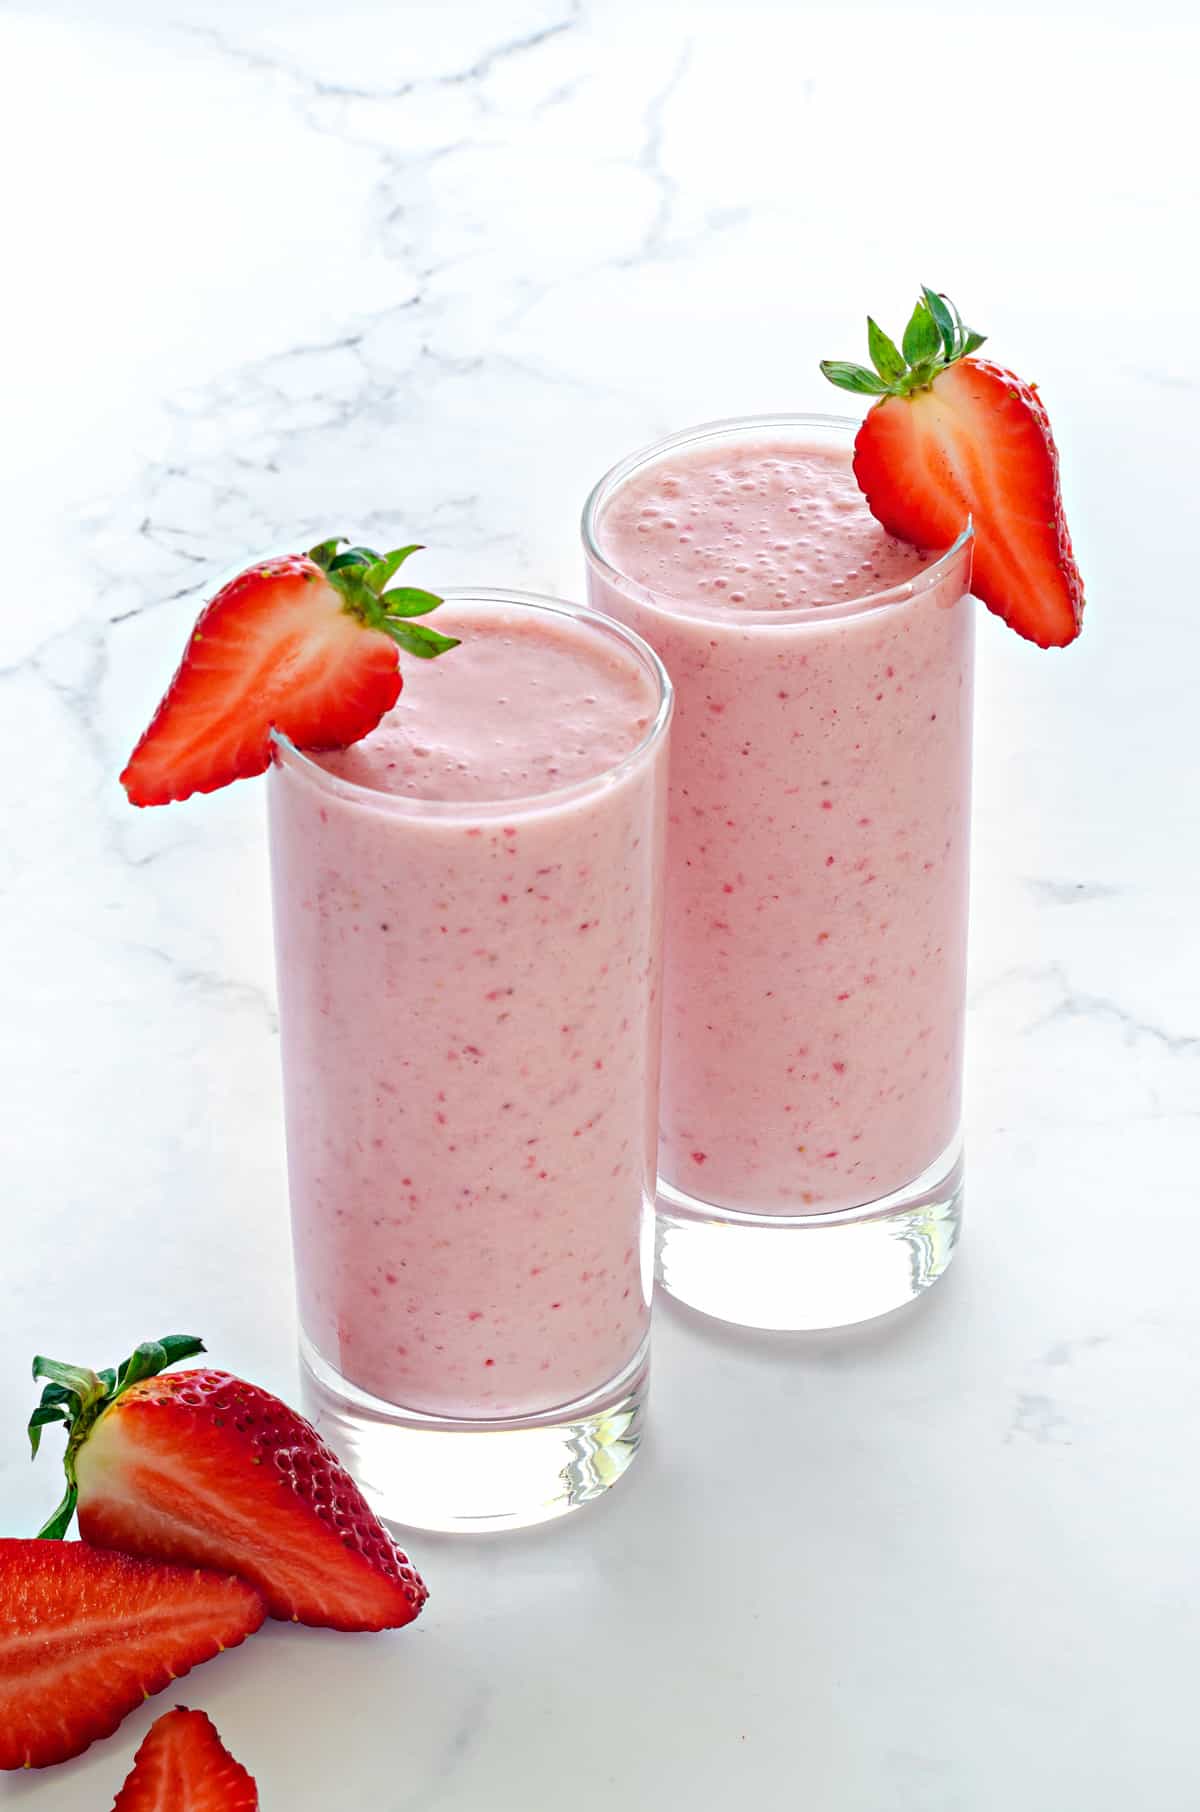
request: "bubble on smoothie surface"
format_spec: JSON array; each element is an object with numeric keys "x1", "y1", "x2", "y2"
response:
[
  {"x1": 315, "y1": 606, "x2": 658, "y2": 804},
  {"x1": 599, "y1": 440, "x2": 934, "y2": 610}
]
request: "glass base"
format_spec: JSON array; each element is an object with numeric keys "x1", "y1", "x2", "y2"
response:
[
  {"x1": 655, "y1": 1141, "x2": 964, "y2": 1331},
  {"x1": 299, "y1": 1336, "x2": 648, "y2": 1534}
]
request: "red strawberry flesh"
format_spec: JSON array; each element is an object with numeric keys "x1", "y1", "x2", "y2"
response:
[
  {"x1": 853, "y1": 358, "x2": 1083, "y2": 648},
  {"x1": 75, "y1": 1369, "x2": 427, "y2": 1632},
  {"x1": 120, "y1": 556, "x2": 403, "y2": 807},
  {"x1": 112, "y1": 1706, "x2": 258, "y2": 1812},
  {"x1": 0, "y1": 1539, "x2": 265, "y2": 1771},
  {"x1": 821, "y1": 289, "x2": 1084, "y2": 648}
]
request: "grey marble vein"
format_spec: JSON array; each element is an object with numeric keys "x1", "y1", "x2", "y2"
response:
[
  {"x1": 973, "y1": 961, "x2": 1200, "y2": 1060},
  {"x1": 1007, "y1": 1392, "x2": 1073, "y2": 1446},
  {"x1": 624, "y1": 42, "x2": 693, "y2": 264},
  {"x1": 1024, "y1": 878, "x2": 1125, "y2": 905},
  {"x1": 132, "y1": 942, "x2": 280, "y2": 1033}
]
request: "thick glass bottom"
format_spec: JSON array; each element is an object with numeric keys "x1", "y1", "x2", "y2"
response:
[
  {"x1": 299, "y1": 1335, "x2": 648, "y2": 1534},
  {"x1": 655, "y1": 1139, "x2": 963, "y2": 1331}
]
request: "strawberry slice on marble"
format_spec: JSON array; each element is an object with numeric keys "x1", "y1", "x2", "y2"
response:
[
  {"x1": 0, "y1": 1538, "x2": 264, "y2": 1771},
  {"x1": 29, "y1": 1335, "x2": 428, "y2": 1633},
  {"x1": 111, "y1": 1707, "x2": 259, "y2": 1811}
]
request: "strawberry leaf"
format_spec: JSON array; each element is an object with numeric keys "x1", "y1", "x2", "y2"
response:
[
  {"x1": 327, "y1": 545, "x2": 381, "y2": 572},
  {"x1": 118, "y1": 1342, "x2": 168, "y2": 1391},
  {"x1": 158, "y1": 1335, "x2": 207, "y2": 1367},
  {"x1": 32, "y1": 1357, "x2": 108, "y2": 1413},
  {"x1": 28, "y1": 1403, "x2": 68, "y2": 1458},
  {"x1": 37, "y1": 1484, "x2": 78, "y2": 1542},
  {"x1": 364, "y1": 547, "x2": 422, "y2": 594},
  {"x1": 922, "y1": 286, "x2": 957, "y2": 360},
  {"x1": 381, "y1": 586, "x2": 443, "y2": 618},
  {"x1": 867, "y1": 318, "x2": 905, "y2": 384},
  {"x1": 307, "y1": 538, "x2": 346, "y2": 569},
  {"x1": 902, "y1": 299, "x2": 940, "y2": 366},
  {"x1": 822, "y1": 287, "x2": 986, "y2": 401},
  {"x1": 29, "y1": 1335, "x2": 207, "y2": 1538},
  {"x1": 818, "y1": 360, "x2": 888, "y2": 396},
  {"x1": 316, "y1": 539, "x2": 456, "y2": 662},
  {"x1": 384, "y1": 621, "x2": 461, "y2": 659}
]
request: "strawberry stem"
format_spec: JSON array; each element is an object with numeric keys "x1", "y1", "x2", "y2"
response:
[
  {"x1": 29, "y1": 1337, "x2": 206, "y2": 1539},
  {"x1": 821, "y1": 286, "x2": 987, "y2": 400},
  {"x1": 307, "y1": 539, "x2": 460, "y2": 658}
]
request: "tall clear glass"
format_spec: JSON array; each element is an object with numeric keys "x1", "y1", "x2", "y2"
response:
[
  {"x1": 268, "y1": 589, "x2": 672, "y2": 1529},
  {"x1": 583, "y1": 416, "x2": 974, "y2": 1330}
]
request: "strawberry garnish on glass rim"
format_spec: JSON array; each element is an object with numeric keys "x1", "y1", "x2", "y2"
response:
[
  {"x1": 120, "y1": 537, "x2": 457, "y2": 807},
  {"x1": 29, "y1": 1335, "x2": 428, "y2": 1633},
  {"x1": 821, "y1": 287, "x2": 1084, "y2": 648},
  {"x1": 112, "y1": 1707, "x2": 259, "y2": 1811}
]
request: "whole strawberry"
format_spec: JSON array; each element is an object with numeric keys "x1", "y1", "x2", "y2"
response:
[
  {"x1": 120, "y1": 537, "x2": 456, "y2": 806},
  {"x1": 821, "y1": 287, "x2": 1084, "y2": 647},
  {"x1": 29, "y1": 1337, "x2": 427, "y2": 1632}
]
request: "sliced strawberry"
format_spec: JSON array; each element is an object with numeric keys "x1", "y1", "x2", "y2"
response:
[
  {"x1": 821, "y1": 287, "x2": 1084, "y2": 647},
  {"x1": 29, "y1": 1337, "x2": 427, "y2": 1634},
  {"x1": 0, "y1": 1539, "x2": 264, "y2": 1771},
  {"x1": 112, "y1": 1707, "x2": 258, "y2": 1811},
  {"x1": 120, "y1": 538, "x2": 457, "y2": 806}
]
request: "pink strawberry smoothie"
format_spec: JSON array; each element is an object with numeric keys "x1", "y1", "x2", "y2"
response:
[
  {"x1": 268, "y1": 596, "x2": 669, "y2": 1420},
  {"x1": 585, "y1": 423, "x2": 974, "y2": 1215}
]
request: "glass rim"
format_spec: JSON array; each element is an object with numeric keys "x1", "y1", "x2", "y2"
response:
[
  {"x1": 270, "y1": 585, "x2": 674, "y2": 820},
  {"x1": 580, "y1": 411, "x2": 974, "y2": 627}
]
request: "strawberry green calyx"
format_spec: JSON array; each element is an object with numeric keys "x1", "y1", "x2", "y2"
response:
[
  {"x1": 307, "y1": 538, "x2": 459, "y2": 660},
  {"x1": 820, "y1": 286, "x2": 987, "y2": 399},
  {"x1": 28, "y1": 1336, "x2": 205, "y2": 1539}
]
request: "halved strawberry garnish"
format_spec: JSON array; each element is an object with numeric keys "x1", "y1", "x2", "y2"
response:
[
  {"x1": 821, "y1": 287, "x2": 1084, "y2": 647},
  {"x1": 0, "y1": 1539, "x2": 264, "y2": 1770},
  {"x1": 112, "y1": 1707, "x2": 258, "y2": 1811},
  {"x1": 29, "y1": 1336, "x2": 427, "y2": 1634},
  {"x1": 120, "y1": 539, "x2": 457, "y2": 806}
]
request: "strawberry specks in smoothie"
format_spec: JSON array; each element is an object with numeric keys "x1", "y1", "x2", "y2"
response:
[
  {"x1": 593, "y1": 433, "x2": 969, "y2": 1212},
  {"x1": 276, "y1": 599, "x2": 661, "y2": 1416}
]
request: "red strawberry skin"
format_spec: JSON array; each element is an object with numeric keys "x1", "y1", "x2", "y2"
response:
[
  {"x1": 112, "y1": 1707, "x2": 258, "y2": 1812},
  {"x1": 0, "y1": 1539, "x2": 265, "y2": 1771},
  {"x1": 120, "y1": 556, "x2": 402, "y2": 807},
  {"x1": 853, "y1": 357, "x2": 1084, "y2": 649},
  {"x1": 75, "y1": 1370, "x2": 427, "y2": 1633}
]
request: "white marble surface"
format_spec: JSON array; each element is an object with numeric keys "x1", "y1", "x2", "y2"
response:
[{"x1": 3, "y1": 0, "x2": 1199, "y2": 1805}]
